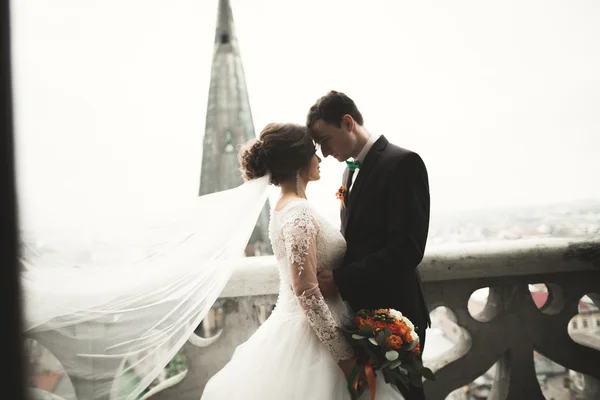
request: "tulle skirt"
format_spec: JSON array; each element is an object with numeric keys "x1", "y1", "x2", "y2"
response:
[{"x1": 200, "y1": 305, "x2": 405, "y2": 400}]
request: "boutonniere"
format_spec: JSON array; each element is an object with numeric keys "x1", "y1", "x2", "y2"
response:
[{"x1": 336, "y1": 185, "x2": 347, "y2": 210}]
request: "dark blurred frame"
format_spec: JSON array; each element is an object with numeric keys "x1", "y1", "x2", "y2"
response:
[{"x1": 1, "y1": 0, "x2": 27, "y2": 398}]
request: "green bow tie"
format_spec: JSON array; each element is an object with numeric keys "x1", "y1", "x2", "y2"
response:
[{"x1": 346, "y1": 159, "x2": 361, "y2": 171}]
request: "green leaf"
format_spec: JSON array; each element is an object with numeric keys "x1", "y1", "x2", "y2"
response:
[
  {"x1": 406, "y1": 338, "x2": 418, "y2": 351},
  {"x1": 351, "y1": 334, "x2": 365, "y2": 340},
  {"x1": 359, "y1": 323, "x2": 374, "y2": 337},
  {"x1": 376, "y1": 331, "x2": 386, "y2": 346},
  {"x1": 384, "y1": 327, "x2": 392, "y2": 337},
  {"x1": 385, "y1": 350, "x2": 399, "y2": 361},
  {"x1": 422, "y1": 367, "x2": 436, "y2": 381}
]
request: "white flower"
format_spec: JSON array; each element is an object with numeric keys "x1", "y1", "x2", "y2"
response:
[
  {"x1": 389, "y1": 309, "x2": 403, "y2": 321},
  {"x1": 402, "y1": 317, "x2": 415, "y2": 331},
  {"x1": 411, "y1": 330, "x2": 419, "y2": 342}
]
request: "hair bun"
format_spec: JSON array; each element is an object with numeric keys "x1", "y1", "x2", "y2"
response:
[{"x1": 239, "y1": 139, "x2": 269, "y2": 181}]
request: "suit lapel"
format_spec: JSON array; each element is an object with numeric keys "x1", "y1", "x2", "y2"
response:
[
  {"x1": 344, "y1": 136, "x2": 388, "y2": 235},
  {"x1": 340, "y1": 168, "x2": 350, "y2": 235}
]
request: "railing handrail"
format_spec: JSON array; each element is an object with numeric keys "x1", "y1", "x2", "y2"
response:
[{"x1": 221, "y1": 237, "x2": 599, "y2": 297}]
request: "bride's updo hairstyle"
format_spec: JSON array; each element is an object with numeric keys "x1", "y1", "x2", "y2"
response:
[{"x1": 239, "y1": 123, "x2": 316, "y2": 186}]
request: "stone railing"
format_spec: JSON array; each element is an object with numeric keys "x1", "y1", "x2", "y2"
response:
[
  {"x1": 419, "y1": 238, "x2": 600, "y2": 400},
  {"x1": 157, "y1": 237, "x2": 600, "y2": 400},
  {"x1": 27, "y1": 238, "x2": 600, "y2": 400}
]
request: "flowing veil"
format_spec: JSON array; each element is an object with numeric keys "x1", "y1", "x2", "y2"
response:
[{"x1": 21, "y1": 175, "x2": 272, "y2": 400}]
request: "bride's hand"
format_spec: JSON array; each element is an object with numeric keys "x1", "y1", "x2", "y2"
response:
[{"x1": 338, "y1": 358, "x2": 357, "y2": 380}]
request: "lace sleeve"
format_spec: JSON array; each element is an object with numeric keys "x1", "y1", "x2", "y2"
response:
[{"x1": 280, "y1": 204, "x2": 354, "y2": 362}]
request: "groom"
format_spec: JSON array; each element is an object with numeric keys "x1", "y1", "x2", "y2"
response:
[{"x1": 308, "y1": 91, "x2": 431, "y2": 400}]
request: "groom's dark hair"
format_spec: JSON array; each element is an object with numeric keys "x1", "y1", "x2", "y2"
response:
[{"x1": 306, "y1": 90, "x2": 364, "y2": 129}]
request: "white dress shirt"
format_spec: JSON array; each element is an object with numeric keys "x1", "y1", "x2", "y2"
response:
[{"x1": 349, "y1": 133, "x2": 380, "y2": 191}]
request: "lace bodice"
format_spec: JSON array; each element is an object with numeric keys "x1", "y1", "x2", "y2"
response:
[{"x1": 268, "y1": 199, "x2": 353, "y2": 362}]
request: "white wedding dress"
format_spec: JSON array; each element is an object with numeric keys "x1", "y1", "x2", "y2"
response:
[{"x1": 201, "y1": 199, "x2": 404, "y2": 400}]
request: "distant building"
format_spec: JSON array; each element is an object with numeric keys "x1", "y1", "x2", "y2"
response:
[{"x1": 569, "y1": 296, "x2": 600, "y2": 334}]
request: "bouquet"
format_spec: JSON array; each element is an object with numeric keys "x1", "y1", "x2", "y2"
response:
[{"x1": 340, "y1": 308, "x2": 435, "y2": 398}]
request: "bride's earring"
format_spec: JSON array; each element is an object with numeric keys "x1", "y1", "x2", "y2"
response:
[{"x1": 296, "y1": 170, "x2": 302, "y2": 196}]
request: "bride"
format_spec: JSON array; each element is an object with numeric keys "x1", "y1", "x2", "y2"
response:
[{"x1": 200, "y1": 123, "x2": 404, "y2": 400}]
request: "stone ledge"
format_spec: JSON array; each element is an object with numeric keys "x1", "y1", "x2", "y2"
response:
[{"x1": 221, "y1": 238, "x2": 599, "y2": 297}]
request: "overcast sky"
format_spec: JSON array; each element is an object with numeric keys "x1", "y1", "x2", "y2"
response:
[{"x1": 10, "y1": 0, "x2": 600, "y2": 231}]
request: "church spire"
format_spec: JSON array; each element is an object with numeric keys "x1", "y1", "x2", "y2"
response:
[
  {"x1": 199, "y1": 0, "x2": 270, "y2": 256},
  {"x1": 215, "y1": 0, "x2": 235, "y2": 46}
]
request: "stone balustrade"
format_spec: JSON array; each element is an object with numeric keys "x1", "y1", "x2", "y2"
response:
[
  {"x1": 28, "y1": 238, "x2": 600, "y2": 400},
  {"x1": 163, "y1": 238, "x2": 600, "y2": 400}
]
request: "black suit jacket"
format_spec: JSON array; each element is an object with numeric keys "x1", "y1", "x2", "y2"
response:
[{"x1": 333, "y1": 135, "x2": 431, "y2": 332}]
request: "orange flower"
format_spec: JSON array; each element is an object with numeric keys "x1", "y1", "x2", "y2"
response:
[
  {"x1": 336, "y1": 186, "x2": 348, "y2": 210},
  {"x1": 384, "y1": 335, "x2": 403, "y2": 350},
  {"x1": 353, "y1": 316, "x2": 366, "y2": 330},
  {"x1": 372, "y1": 321, "x2": 388, "y2": 331},
  {"x1": 335, "y1": 186, "x2": 347, "y2": 200},
  {"x1": 354, "y1": 316, "x2": 377, "y2": 331},
  {"x1": 398, "y1": 325, "x2": 409, "y2": 338},
  {"x1": 389, "y1": 322, "x2": 403, "y2": 335},
  {"x1": 388, "y1": 321, "x2": 413, "y2": 343},
  {"x1": 366, "y1": 318, "x2": 377, "y2": 331}
]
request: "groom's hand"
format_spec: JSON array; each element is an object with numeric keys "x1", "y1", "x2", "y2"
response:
[{"x1": 317, "y1": 269, "x2": 338, "y2": 298}]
